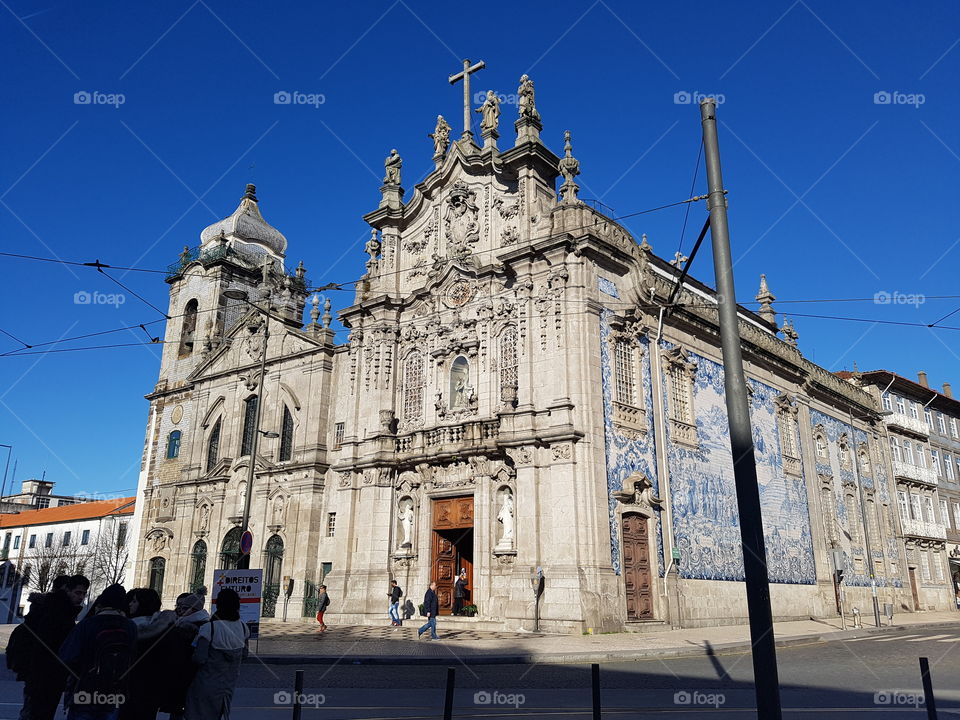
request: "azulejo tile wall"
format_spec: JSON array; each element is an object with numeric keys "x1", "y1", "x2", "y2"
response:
[
  {"x1": 600, "y1": 296, "x2": 820, "y2": 586},
  {"x1": 664, "y1": 350, "x2": 817, "y2": 584},
  {"x1": 599, "y1": 308, "x2": 663, "y2": 576},
  {"x1": 809, "y1": 409, "x2": 901, "y2": 588}
]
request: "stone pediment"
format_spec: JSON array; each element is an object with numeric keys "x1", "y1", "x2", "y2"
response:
[{"x1": 188, "y1": 313, "x2": 323, "y2": 386}]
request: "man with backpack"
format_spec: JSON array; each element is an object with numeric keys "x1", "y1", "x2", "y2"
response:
[
  {"x1": 59, "y1": 583, "x2": 136, "y2": 720},
  {"x1": 387, "y1": 580, "x2": 403, "y2": 626},
  {"x1": 8, "y1": 574, "x2": 89, "y2": 720}
]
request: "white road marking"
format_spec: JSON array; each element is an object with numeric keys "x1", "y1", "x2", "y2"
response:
[
  {"x1": 872, "y1": 634, "x2": 921, "y2": 642},
  {"x1": 908, "y1": 634, "x2": 953, "y2": 641}
]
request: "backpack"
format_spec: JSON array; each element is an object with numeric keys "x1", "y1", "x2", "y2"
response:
[
  {"x1": 77, "y1": 623, "x2": 132, "y2": 699},
  {"x1": 5, "y1": 623, "x2": 35, "y2": 674}
]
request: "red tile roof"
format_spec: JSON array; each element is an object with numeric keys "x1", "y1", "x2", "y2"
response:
[{"x1": 0, "y1": 497, "x2": 135, "y2": 528}]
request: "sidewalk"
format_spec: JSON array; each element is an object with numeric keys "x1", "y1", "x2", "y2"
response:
[{"x1": 248, "y1": 610, "x2": 960, "y2": 665}]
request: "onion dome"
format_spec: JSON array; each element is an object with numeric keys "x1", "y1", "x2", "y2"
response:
[{"x1": 200, "y1": 184, "x2": 287, "y2": 257}]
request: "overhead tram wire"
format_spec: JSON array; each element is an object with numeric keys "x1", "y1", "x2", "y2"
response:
[
  {"x1": 674, "y1": 139, "x2": 704, "y2": 264},
  {"x1": 0, "y1": 327, "x2": 31, "y2": 349},
  {"x1": 0, "y1": 193, "x2": 712, "y2": 293}
]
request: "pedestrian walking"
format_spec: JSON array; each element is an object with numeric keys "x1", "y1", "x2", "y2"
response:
[
  {"x1": 184, "y1": 588, "x2": 250, "y2": 720},
  {"x1": 388, "y1": 580, "x2": 403, "y2": 626},
  {"x1": 453, "y1": 569, "x2": 467, "y2": 616},
  {"x1": 8, "y1": 574, "x2": 89, "y2": 720},
  {"x1": 417, "y1": 582, "x2": 440, "y2": 640},
  {"x1": 59, "y1": 583, "x2": 137, "y2": 720},
  {"x1": 316, "y1": 584, "x2": 330, "y2": 631}
]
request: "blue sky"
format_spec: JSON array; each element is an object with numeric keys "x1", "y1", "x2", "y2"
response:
[{"x1": 1, "y1": 1, "x2": 958, "y2": 495}]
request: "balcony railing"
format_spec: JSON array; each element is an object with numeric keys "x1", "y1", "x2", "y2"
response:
[
  {"x1": 893, "y1": 460, "x2": 939, "y2": 486},
  {"x1": 884, "y1": 412, "x2": 929, "y2": 437},
  {"x1": 901, "y1": 518, "x2": 947, "y2": 540},
  {"x1": 396, "y1": 419, "x2": 501, "y2": 456}
]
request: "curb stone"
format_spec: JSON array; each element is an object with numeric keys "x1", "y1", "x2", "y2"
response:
[{"x1": 248, "y1": 619, "x2": 960, "y2": 666}]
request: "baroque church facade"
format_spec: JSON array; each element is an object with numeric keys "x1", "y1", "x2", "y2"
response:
[{"x1": 130, "y1": 75, "x2": 952, "y2": 632}]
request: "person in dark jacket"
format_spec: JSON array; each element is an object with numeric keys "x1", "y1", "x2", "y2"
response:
[
  {"x1": 417, "y1": 582, "x2": 440, "y2": 640},
  {"x1": 157, "y1": 589, "x2": 209, "y2": 720},
  {"x1": 452, "y1": 570, "x2": 467, "y2": 616},
  {"x1": 15, "y1": 574, "x2": 89, "y2": 720},
  {"x1": 119, "y1": 588, "x2": 172, "y2": 720},
  {"x1": 387, "y1": 580, "x2": 403, "y2": 626},
  {"x1": 59, "y1": 583, "x2": 136, "y2": 720}
]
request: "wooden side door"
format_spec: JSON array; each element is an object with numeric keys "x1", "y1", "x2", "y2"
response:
[
  {"x1": 432, "y1": 532, "x2": 457, "y2": 612},
  {"x1": 622, "y1": 514, "x2": 653, "y2": 620}
]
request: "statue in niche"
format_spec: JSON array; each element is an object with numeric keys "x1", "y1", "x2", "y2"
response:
[
  {"x1": 383, "y1": 149, "x2": 402, "y2": 185},
  {"x1": 496, "y1": 489, "x2": 515, "y2": 550},
  {"x1": 398, "y1": 498, "x2": 414, "y2": 548},
  {"x1": 429, "y1": 115, "x2": 452, "y2": 158},
  {"x1": 518, "y1": 74, "x2": 540, "y2": 121},
  {"x1": 476, "y1": 90, "x2": 500, "y2": 133},
  {"x1": 198, "y1": 504, "x2": 210, "y2": 531},
  {"x1": 272, "y1": 495, "x2": 285, "y2": 526},
  {"x1": 152, "y1": 532, "x2": 166, "y2": 553},
  {"x1": 450, "y1": 356, "x2": 470, "y2": 408},
  {"x1": 435, "y1": 390, "x2": 447, "y2": 418}
]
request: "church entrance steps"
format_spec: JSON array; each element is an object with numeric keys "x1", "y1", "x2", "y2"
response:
[{"x1": 622, "y1": 619, "x2": 670, "y2": 634}]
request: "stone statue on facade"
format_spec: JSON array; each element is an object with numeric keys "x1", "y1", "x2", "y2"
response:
[
  {"x1": 429, "y1": 115, "x2": 452, "y2": 160},
  {"x1": 383, "y1": 149, "x2": 402, "y2": 185},
  {"x1": 444, "y1": 181, "x2": 480, "y2": 258},
  {"x1": 476, "y1": 90, "x2": 500, "y2": 132},
  {"x1": 518, "y1": 74, "x2": 540, "y2": 121},
  {"x1": 365, "y1": 229, "x2": 381, "y2": 262},
  {"x1": 198, "y1": 504, "x2": 210, "y2": 531},
  {"x1": 398, "y1": 499, "x2": 414, "y2": 548},
  {"x1": 496, "y1": 489, "x2": 515, "y2": 550}
]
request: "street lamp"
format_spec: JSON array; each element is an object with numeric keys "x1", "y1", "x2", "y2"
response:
[
  {"x1": 223, "y1": 287, "x2": 270, "y2": 570},
  {"x1": 847, "y1": 407, "x2": 892, "y2": 628}
]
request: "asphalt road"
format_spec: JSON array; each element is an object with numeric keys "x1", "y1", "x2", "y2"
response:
[{"x1": 2, "y1": 629, "x2": 958, "y2": 718}]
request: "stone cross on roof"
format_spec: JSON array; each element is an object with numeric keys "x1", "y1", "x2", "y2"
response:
[{"x1": 448, "y1": 58, "x2": 485, "y2": 141}]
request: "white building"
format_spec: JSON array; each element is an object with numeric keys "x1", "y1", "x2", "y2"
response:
[{"x1": 0, "y1": 497, "x2": 136, "y2": 616}]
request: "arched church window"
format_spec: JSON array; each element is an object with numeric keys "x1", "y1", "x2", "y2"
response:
[
  {"x1": 206, "y1": 418, "x2": 221, "y2": 471},
  {"x1": 449, "y1": 356, "x2": 470, "y2": 408},
  {"x1": 775, "y1": 402, "x2": 798, "y2": 459},
  {"x1": 402, "y1": 352, "x2": 424, "y2": 422},
  {"x1": 220, "y1": 527, "x2": 242, "y2": 570},
  {"x1": 190, "y1": 540, "x2": 207, "y2": 593},
  {"x1": 241, "y1": 396, "x2": 258, "y2": 456},
  {"x1": 178, "y1": 299, "x2": 199, "y2": 358},
  {"x1": 279, "y1": 405, "x2": 294, "y2": 462},
  {"x1": 815, "y1": 434, "x2": 828, "y2": 459},
  {"x1": 499, "y1": 327, "x2": 518, "y2": 400},
  {"x1": 166, "y1": 431, "x2": 181, "y2": 459},
  {"x1": 667, "y1": 365, "x2": 691, "y2": 424},
  {"x1": 148, "y1": 557, "x2": 166, "y2": 595}
]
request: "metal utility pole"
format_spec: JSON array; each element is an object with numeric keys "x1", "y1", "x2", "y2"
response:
[{"x1": 700, "y1": 98, "x2": 783, "y2": 719}]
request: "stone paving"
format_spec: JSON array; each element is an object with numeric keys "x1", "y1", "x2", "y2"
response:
[{"x1": 247, "y1": 609, "x2": 960, "y2": 662}]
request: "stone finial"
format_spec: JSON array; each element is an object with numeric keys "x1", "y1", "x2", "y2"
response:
[
  {"x1": 781, "y1": 316, "x2": 798, "y2": 346},
  {"x1": 309, "y1": 294, "x2": 321, "y2": 325},
  {"x1": 639, "y1": 233, "x2": 652, "y2": 252},
  {"x1": 558, "y1": 130, "x2": 581, "y2": 203},
  {"x1": 295, "y1": 260, "x2": 305, "y2": 281},
  {"x1": 755, "y1": 273, "x2": 777, "y2": 326},
  {"x1": 243, "y1": 183, "x2": 257, "y2": 202},
  {"x1": 322, "y1": 297, "x2": 332, "y2": 328}
]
